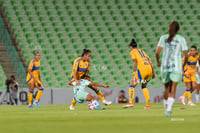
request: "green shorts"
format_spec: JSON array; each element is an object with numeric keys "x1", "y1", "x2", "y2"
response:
[
  {"x1": 196, "y1": 74, "x2": 200, "y2": 84},
  {"x1": 74, "y1": 90, "x2": 89, "y2": 103},
  {"x1": 161, "y1": 71, "x2": 181, "y2": 84}
]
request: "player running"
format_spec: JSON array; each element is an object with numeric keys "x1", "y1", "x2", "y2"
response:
[
  {"x1": 123, "y1": 39, "x2": 156, "y2": 109},
  {"x1": 195, "y1": 59, "x2": 200, "y2": 103},
  {"x1": 156, "y1": 21, "x2": 188, "y2": 117},
  {"x1": 26, "y1": 51, "x2": 44, "y2": 108},
  {"x1": 69, "y1": 49, "x2": 112, "y2": 110},
  {"x1": 69, "y1": 75, "x2": 109, "y2": 110},
  {"x1": 179, "y1": 46, "x2": 200, "y2": 106}
]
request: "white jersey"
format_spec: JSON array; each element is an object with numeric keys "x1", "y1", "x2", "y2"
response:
[
  {"x1": 72, "y1": 79, "x2": 91, "y2": 95},
  {"x1": 157, "y1": 34, "x2": 188, "y2": 72}
]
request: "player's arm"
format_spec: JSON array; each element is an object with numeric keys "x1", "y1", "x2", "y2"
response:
[
  {"x1": 68, "y1": 80, "x2": 73, "y2": 86},
  {"x1": 73, "y1": 62, "x2": 81, "y2": 85},
  {"x1": 155, "y1": 46, "x2": 163, "y2": 67},
  {"x1": 148, "y1": 57, "x2": 156, "y2": 79},
  {"x1": 10, "y1": 84, "x2": 17, "y2": 91},
  {"x1": 85, "y1": 61, "x2": 91, "y2": 76},
  {"x1": 38, "y1": 72, "x2": 41, "y2": 85},
  {"x1": 182, "y1": 51, "x2": 188, "y2": 72},
  {"x1": 89, "y1": 82, "x2": 110, "y2": 88},
  {"x1": 129, "y1": 52, "x2": 138, "y2": 85},
  {"x1": 196, "y1": 65, "x2": 200, "y2": 78},
  {"x1": 182, "y1": 51, "x2": 189, "y2": 78}
]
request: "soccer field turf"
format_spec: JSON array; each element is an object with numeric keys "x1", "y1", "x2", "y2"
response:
[{"x1": 0, "y1": 103, "x2": 199, "y2": 133}]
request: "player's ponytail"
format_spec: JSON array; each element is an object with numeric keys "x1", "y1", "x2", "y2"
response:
[
  {"x1": 167, "y1": 21, "x2": 180, "y2": 43},
  {"x1": 129, "y1": 39, "x2": 137, "y2": 48},
  {"x1": 81, "y1": 49, "x2": 91, "y2": 57}
]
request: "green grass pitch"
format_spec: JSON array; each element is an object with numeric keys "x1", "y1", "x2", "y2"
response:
[{"x1": 0, "y1": 103, "x2": 199, "y2": 133}]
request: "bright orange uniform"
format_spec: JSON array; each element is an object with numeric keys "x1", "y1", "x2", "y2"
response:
[
  {"x1": 183, "y1": 53, "x2": 199, "y2": 82},
  {"x1": 70, "y1": 57, "x2": 90, "y2": 81},
  {"x1": 26, "y1": 59, "x2": 41, "y2": 86},
  {"x1": 130, "y1": 48, "x2": 152, "y2": 83}
]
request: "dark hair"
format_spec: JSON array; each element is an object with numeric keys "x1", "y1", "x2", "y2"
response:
[
  {"x1": 81, "y1": 75, "x2": 90, "y2": 79},
  {"x1": 120, "y1": 90, "x2": 125, "y2": 93},
  {"x1": 167, "y1": 21, "x2": 180, "y2": 43},
  {"x1": 11, "y1": 75, "x2": 15, "y2": 80},
  {"x1": 81, "y1": 49, "x2": 91, "y2": 57},
  {"x1": 129, "y1": 39, "x2": 137, "y2": 48},
  {"x1": 191, "y1": 45, "x2": 197, "y2": 50}
]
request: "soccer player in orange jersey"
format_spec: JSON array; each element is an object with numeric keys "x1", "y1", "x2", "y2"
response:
[
  {"x1": 123, "y1": 39, "x2": 155, "y2": 109},
  {"x1": 26, "y1": 51, "x2": 44, "y2": 108}
]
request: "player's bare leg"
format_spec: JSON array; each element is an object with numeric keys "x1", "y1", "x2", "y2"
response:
[
  {"x1": 88, "y1": 85, "x2": 112, "y2": 105},
  {"x1": 190, "y1": 81, "x2": 197, "y2": 93},
  {"x1": 164, "y1": 81, "x2": 170, "y2": 109}
]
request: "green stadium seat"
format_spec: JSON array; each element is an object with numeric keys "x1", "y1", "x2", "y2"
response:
[{"x1": 1, "y1": 0, "x2": 199, "y2": 88}]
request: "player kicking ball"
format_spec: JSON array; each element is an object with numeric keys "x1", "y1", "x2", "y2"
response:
[{"x1": 69, "y1": 75, "x2": 110, "y2": 110}]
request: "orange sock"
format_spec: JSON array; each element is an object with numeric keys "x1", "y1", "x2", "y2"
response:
[{"x1": 71, "y1": 98, "x2": 77, "y2": 106}]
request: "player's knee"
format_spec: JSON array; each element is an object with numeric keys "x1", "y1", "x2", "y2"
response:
[
  {"x1": 192, "y1": 85, "x2": 197, "y2": 90},
  {"x1": 86, "y1": 94, "x2": 94, "y2": 101}
]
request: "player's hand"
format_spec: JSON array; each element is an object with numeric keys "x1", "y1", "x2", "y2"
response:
[
  {"x1": 184, "y1": 74, "x2": 190, "y2": 79},
  {"x1": 34, "y1": 78, "x2": 38, "y2": 83},
  {"x1": 152, "y1": 73, "x2": 156, "y2": 79},
  {"x1": 157, "y1": 62, "x2": 161, "y2": 67},
  {"x1": 103, "y1": 85, "x2": 110, "y2": 88},
  {"x1": 76, "y1": 80, "x2": 81, "y2": 86}
]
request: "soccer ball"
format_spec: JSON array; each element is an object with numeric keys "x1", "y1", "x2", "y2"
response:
[{"x1": 88, "y1": 102, "x2": 95, "y2": 110}]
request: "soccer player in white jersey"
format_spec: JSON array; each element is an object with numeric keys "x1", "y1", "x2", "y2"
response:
[
  {"x1": 156, "y1": 21, "x2": 188, "y2": 117},
  {"x1": 69, "y1": 75, "x2": 110, "y2": 110}
]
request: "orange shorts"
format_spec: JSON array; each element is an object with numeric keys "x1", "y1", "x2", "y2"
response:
[{"x1": 182, "y1": 69, "x2": 196, "y2": 82}]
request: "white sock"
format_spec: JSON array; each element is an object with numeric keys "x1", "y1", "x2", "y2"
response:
[
  {"x1": 163, "y1": 99, "x2": 168, "y2": 109},
  {"x1": 195, "y1": 94, "x2": 199, "y2": 103},
  {"x1": 166, "y1": 97, "x2": 175, "y2": 112},
  {"x1": 92, "y1": 100, "x2": 99, "y2": 107}
]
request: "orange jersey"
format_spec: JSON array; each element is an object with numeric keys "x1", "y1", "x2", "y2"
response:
[
  {"x1": 183, "y1": 53, "x2": 199, "y2": 72},
  {"x1": 130, "y1": 48, "x2": 152, "y2": 82},
  {"x1": 130, "y1": 48, "x2": 151, "y2": 69},
  {"x1": 26, "y1": 59, "x2": 40, "y2": 82},
  {"x1": 70, "y1": 57, "x2": 90, "y2": 81}
]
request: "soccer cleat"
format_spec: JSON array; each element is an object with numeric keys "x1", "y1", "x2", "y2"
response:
[
  {"x1": 165, "y1": 111, "x2": 171, "y2": 117},
  {"x1": 144, "y1": 105, "x2": 151, "y2": 109},
  {"x1": 179, "y1": 96, "x2": 185, "y2": 105},
  {"x1": 123, "y1": 103, "x2": 134, "y2": 108},
  {"x1": 188, "y1": 102, "x2": 195, "y2": 106},
  {"x1": 28, "y1": 104, "x2": 35, "y2": 108},
  {"x1": 103, "y1": 100, "x2": 112, "y2": 106},
  {"x1": 94, "y1": 105, "x2": 103, "y2": 110},
  {"x1": 69, "y1": 105, "x2": 75, "y2": 110},
  {"x1": 34, "y1": 101, "x2": 41, "y2": 108}
]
